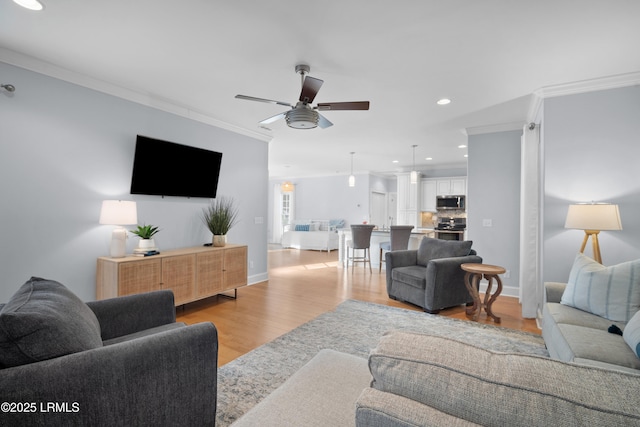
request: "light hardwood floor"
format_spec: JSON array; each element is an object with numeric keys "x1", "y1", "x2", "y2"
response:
[{"x1": 177, "y1": 248, "x2": 539, "y2": 366}]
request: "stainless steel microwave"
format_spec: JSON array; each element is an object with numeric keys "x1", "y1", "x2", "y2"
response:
[{"x1": 436, "y1": 195, "x2": 465, "y2": 210}]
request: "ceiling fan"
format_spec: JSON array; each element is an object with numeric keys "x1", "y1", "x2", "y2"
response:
[{"x1": 235, "y1": 64, "x2": 370, "y2": 130}]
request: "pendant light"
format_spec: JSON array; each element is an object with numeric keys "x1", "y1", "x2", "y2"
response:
[
  {"x1": 348, "y1": 152, "x2": 356, "y2": 187},
  {"x1": 410, "y1": 145, "x2": 418, "y2": 184}
]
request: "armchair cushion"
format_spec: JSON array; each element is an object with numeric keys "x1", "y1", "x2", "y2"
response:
[
  {"x1": 0, "y1": 277, "x2": 102, "y2": 369},
  {"x1": 391, "y1": 266, "x2": 426, "y2": 289},
  {"x1": 416, "y1": 238, "x2": 472, "y2": 266}
]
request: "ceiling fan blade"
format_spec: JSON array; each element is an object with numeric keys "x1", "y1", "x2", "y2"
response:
[
  {"x1": 316, "y1": 101, "x2": 370, "y2": 111},
  {"x1": 236, "y1": 94, "x2": 293, "y2": 107},
  {"x1": 259, "y1": 111, "x2": 287, "y2": 125},
  {"x1": 299, "y1": 76, "x2": 323, "y2": 104},
  {"x1": 317, "y1": 113, "x2": 333, "y2": 129}
]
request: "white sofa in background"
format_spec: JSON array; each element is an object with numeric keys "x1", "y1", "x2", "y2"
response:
[{"x1": 281, "y1": 219, "x2": 344, "y2": 252}]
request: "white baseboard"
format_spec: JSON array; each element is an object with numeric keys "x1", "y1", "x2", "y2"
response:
[
  {"x1": 248, "y1": 272, "x2": 268, "y2": 286},
  {"x1": 477, "y1": 282, "x2": 519, "y2": 299}
]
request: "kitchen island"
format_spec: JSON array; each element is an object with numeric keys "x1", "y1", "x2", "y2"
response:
[{"x1": 337, "y1": 227, "x2": 435, "y2": 269}]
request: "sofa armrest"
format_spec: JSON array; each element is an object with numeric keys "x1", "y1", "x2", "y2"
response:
[
  {"x1": 544, "y1": 282, "x2": 567, "y2": 304},
  {"x1": 356, "y1": 388, "x2": 476, "y2": 427},
  {"x1": 0, "y1": 322, "x2": 218, "y2": 426},
  {"x1": 86, "y1": 290, "x2": 176, "y2": 341},
  {"x1": 385, "y1": 250, "x2": 418, "y2": 290},
  {"x1": 423, "y1": 255, "x2": 482, "y2": 309},
  {"x1": 427, "y1": 254, "x2": 483, "y2": 279}
]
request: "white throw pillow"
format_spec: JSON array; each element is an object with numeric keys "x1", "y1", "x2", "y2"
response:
[
  {"x1": 560, "y1": 253, "x2": 640, "y2": 322},
  {"x1": 623, "y1": 310, "x2": 640, "y2": 358}
]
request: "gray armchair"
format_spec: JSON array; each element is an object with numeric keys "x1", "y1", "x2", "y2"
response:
[
  {"x1": 0, "y1": 277, "x2": 218, "y2": 426},
  {"x1": 385, "y1": 238, "x2": 482, "y2": 313}
]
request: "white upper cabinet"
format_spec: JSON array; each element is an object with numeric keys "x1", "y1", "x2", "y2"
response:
[
  {"x1": 396, "y1": 173, "x2": 421, "y2": 227},
  {"x1": 421, "y1": 177, "x2": 467, "y2": 211},
  {"x1": 435, "y1": 177, "x2": 466, "y2": 196},
  {"x1": 421, "y1": 179, "x2": 437, "y2": 211}
]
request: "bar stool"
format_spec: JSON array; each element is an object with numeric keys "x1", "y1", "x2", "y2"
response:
[
  {"x1": 346, "y1": 224, "x2": 376, "y2": 272},
  {"x1": 379, "y1": 225, "x2": 414, "y2": 272}
]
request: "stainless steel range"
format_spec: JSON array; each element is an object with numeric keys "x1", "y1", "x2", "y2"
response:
[{"x1": 435, "y1": 217, "x2": 466, "y2": 241}]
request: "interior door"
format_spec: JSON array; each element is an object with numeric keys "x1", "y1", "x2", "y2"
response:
[{"x1": 370, "y1": 191, "x2": 387, "y2": 229}]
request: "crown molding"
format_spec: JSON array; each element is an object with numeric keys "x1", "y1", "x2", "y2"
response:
[
  {"x1": 534, "y1": 71, "x2": 640, "y2": 99},
  {"x1": 0, "y1": 48, "x2": 272, "y2": 143},
  {"x1": 527, "y1": 71, "x2": 640, "y2": 122},
  {"x1": 464, "y1": 122, "x2": 524, "y2": 136}
]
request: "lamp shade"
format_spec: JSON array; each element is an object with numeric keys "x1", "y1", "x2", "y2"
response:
[
  {"x1": 281, "y1": 182, "x2": 294, "y2": 192},
  {"x1": 564, "y1": 203, "x2": 622, "y2": 231},
  {"x1": 99, "y1": 200, "x2": 138, "y2": 225}
]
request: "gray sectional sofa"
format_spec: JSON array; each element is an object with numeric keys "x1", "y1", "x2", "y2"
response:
[
  {"x1": 232, "y1": 330, "x2": 640, "y2": 426},
  {"x1": 543, "y1": 281, "x2": 640, "y2": 373}
]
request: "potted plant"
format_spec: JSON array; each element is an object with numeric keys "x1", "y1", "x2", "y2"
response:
[
  {"x1": 202, "y1": 196, "x2": 239, "y2": 247},
  {"x1": 130, "y1": 224, "x2": 160, "y2": 251}
]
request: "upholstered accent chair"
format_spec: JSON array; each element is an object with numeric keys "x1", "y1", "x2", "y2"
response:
[
  {"x1": 385, "y1": 237, "x2": 482, "y2": 313},
  {"x1": 378, "y1": 225, "x2": 414, "y2": 273},
  {"x1": 0, "y1": 277, "x2": 218, "y2": 426},
  {"x1": 346, "y1": 224, "x2": 376, "y2": 272}
]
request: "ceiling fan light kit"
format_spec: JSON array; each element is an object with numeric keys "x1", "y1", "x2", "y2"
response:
[{"x1": 236, "y1": 64, "x2": 369, "y2": 130}]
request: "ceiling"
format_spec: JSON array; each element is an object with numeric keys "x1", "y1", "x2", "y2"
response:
[{"x1": 1, "y1": 1, "x2": 640, "y2": 179}]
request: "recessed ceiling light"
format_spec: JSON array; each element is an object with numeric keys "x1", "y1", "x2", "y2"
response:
[
  {"x1": 13, "y1": 0, "x2": 44, "y2": 10},
  {"x1": 464, "y1": 154, "x2": 468, "y2": 158},
  {"x1": 425, "y1": 157, "x2": 433, "y2": 161},
  {"x1": 392, "y1": 160, "x2": 399, "y2": 163},
  {"x1": 437, "y1": 98, "x2": 451, "y2": 105},
  {"x1": 458, "y1": 144, "x2": 467, "y2": 148}
]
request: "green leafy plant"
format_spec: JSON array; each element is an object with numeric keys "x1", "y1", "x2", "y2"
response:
[
  {"x1": 130, "y1": 224, "x2": 160, "y2": 239},
  {"x1": 202, "y1": 196, "x2": 239, "y2": 235}
]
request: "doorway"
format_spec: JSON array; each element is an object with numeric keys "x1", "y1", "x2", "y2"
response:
[{"x1": 370, "y1": 191, "x2": 387, "y2": 229}]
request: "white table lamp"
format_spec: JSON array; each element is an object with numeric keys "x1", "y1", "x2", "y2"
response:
[
  {"x1": 99, "y1": 200, "x2": 138, "y2": 258},
  {"x1": 565, "y1": 203, "x2": 622, "y2": 264}
]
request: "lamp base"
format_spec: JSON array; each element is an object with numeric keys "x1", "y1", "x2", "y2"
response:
[
  {"x1": 579, "y1": 230, "x2": 602, "y2": 264},
  {"x1": 110, "y1": 227, "x2": 128, "y2": 258}
]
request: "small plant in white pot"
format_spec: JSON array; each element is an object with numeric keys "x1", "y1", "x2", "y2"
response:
[
  {"x1": 202, "y1": 197, "x2": 239, "y2": 247},
  {"x1": 130, "y1": 224, "x2": 160, "y2": 252}
]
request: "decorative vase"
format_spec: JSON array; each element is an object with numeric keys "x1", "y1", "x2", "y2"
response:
[
  {"x1": 137, "y1": 238, "x2": 156, "y2": 250},
  {"x1": 212, "y1": 235, "x2": 227, "y2": 247}
]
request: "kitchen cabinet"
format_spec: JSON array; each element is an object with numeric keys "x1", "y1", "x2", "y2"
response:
[
  {"x1": 421, "y1": 179, "x2": 437, "y2": 211},
  {"x1": 396, "y1": 172, "x2": 421, "y2": 227},
  {"x1": 435, "y1": 177, "x2": 467, "y2": 196}
]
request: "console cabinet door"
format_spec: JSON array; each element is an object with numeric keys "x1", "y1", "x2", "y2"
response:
[
  {"x1": 161, "y1": 254, "x2": 195, "y2": 305},
  {"x1": 196, "y1": 251, "x2": 224, "y2": 298},
  {"x1": 223, "y1": 246, "x2": 248, "y2": 290},
  {"x1": 118, "y1": 259, "x2": 162, "y2": 296}
]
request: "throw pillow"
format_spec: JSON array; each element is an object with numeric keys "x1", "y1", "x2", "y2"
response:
[
  {"x1": 294, "y1": 224, "x2": 310, "y2": 232},
  {"x1": 0, "y1": 277, "x2": 103, "y2": 368},
  {"x1": 416, "y1": 238, "x2": 472, "y2": 266},
  {"x1": 623, "y1": 310, "x2": 640, "y2": 358},
  {"x1": 560, "y1": 253, "x2": 640, "y2": 322}
]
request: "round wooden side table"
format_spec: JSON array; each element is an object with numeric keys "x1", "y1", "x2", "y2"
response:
[{"x1": 461, "y1": 263, "x2": 505, "y2": 323}]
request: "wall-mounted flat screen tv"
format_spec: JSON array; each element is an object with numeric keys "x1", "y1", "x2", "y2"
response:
[{"x1": 130, "y1": 135, "x2": 223, "y2": 198}]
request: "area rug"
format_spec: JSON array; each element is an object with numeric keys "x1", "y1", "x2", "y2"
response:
[{"x1": 216, "y1": 299, "x2": 548, "y2": 426}]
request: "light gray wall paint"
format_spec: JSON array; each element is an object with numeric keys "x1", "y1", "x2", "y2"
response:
[
  {"x1": 0, "y1": 62, "x2": 268, "y2": 302},
  {"x1": 467, "y1": 130, "x2": 522, "y2": 294},
  {"x1": 543, "y1": 85, "x2": 640, "y2": 282}
]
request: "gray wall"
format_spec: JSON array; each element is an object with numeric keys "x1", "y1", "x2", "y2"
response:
[
  {"x1": 467, "y1": 130, "x2": 522, "y2": 296},
  {"x1": 543, "y1": 85, "x2": 640, "y2": 282},
  {"x1": 0, "y1": 62, "x2": 269, "y2": 302}
]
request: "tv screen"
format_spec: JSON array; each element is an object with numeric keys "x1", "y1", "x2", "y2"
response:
[{"x1": 130, "y1": 135, "x2": 223, "y2": 198}]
